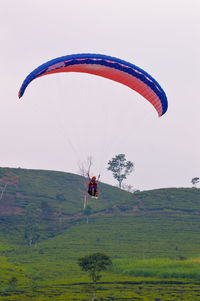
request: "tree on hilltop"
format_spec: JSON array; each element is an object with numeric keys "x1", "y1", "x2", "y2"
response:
[
  {"x1": 107, "y1": 154, "x2": 134, "y2": 188},
  {"x1": 191, "y1": 177, "x2": 199, "y2": 188}
]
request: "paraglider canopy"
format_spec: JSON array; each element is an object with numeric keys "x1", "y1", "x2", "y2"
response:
[{"x1": 18, "y1": 53, "x2": 168, "y2": 116}]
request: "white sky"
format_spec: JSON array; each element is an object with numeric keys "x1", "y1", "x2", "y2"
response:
[{"x1": 1, "y1": 0, "x2": 200, "y2": 190}]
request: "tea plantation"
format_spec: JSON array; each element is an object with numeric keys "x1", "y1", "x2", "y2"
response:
[{"x1": 0, "y1": 167, "x2": 200, "y2": 300}]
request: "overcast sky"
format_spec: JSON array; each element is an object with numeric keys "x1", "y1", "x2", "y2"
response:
[{"x1": 1, "y1": 0, "x2": 199, "y2": 190}]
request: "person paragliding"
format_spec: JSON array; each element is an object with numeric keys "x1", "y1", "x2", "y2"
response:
[
  {"x1": 18, "y1": 53, "x2": 168, "y2": 200},
  {"x1": 88, "y1": 176, "x2": 98, "y2": 199}
]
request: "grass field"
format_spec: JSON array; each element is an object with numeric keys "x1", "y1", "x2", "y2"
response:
[
  {"x1": 2, "y1": 213, "x2": 200, "y2": 300},
  {"x1": 111, "y1": 257, "x2": 200, "y2": 280},
  {"x1": 1, "y1": 273, "x2": 200, "y2": 300},
  {"x1": 0, "y1": 167, "x2": 200, "y2": 300}
]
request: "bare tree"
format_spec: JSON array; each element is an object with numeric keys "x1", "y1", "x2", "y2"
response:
[
  {"x1": 0, "y1": 172, "x2": 19, "y2": 201},
  {"x1": 121, "y1": 183, "x2": 136, "y2": 193},
  {"x1": 78, "y1": 156, "x2": 93, "y2": 208},
  {"x1": 78, "y1": 156, "x2": 93, "y2": 178}
]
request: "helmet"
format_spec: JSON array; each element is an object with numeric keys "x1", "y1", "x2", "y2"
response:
[{"x1": 92, "y1": 176, "x2": 96, "y2": 180}]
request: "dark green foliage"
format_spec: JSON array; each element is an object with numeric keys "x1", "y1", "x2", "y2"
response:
[
  {"x1": 83, "y1": 205, "x2": 92, "y2": 216},
  {"x1": 7, "y1": 276, "x2": 18, "y2": 288},
  {"x1": 83, "y1": 205, "x2": 92, "y2": 223},
  {"x1": 56, "y1": 193, "x2": 66, "y2": 202},
  {"x1": 78, "y1": 253, "x2": 112, "y2": 283},
  {"x1": 191, "y1": 177, "x2": 199, "y2": 187}
]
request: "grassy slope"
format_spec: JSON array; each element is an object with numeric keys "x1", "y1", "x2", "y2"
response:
[
  {"x1": 0, "y1": 167, "x2": 134, "y2": 244},
  {"x1": 7, "y1": 213, "x2": 200, "y2": 281},
  {"x1": 0, "y1": 167, "x2": 200, "y2": 299},
  {"x1": 0, "y1": 167, "x2": 199, "y2": 255}
]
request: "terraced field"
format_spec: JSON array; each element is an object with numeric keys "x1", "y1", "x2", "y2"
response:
[{"x1": 0, "y1": 167, "x2": 200, "y2": 300}]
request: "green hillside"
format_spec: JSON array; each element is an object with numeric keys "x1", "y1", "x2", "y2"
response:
[
  {"x1": 0, "y1": 167, "x2": 199, "y2": 249},
  {"x1": 0, "y1": 167, "x2": 200, "y2": 300}
]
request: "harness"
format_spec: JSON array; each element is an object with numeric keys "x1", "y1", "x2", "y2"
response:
[{"x1": 89, "y1": 180, "x2": 97, "y2": 188}]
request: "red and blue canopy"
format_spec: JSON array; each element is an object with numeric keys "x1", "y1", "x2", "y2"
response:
[{"x1": 18, "y1": 53, "x2": 168, "y2": 116}]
